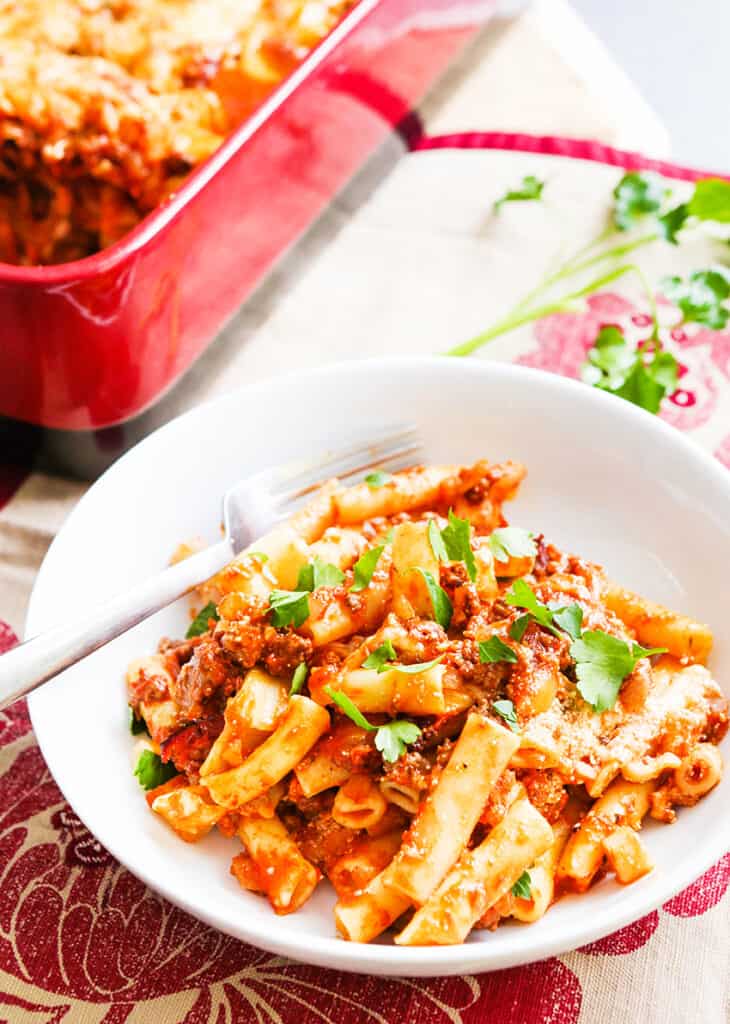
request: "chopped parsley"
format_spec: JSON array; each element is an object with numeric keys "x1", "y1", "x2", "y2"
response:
[
  {"x1": 661, "y1": 268, "x2": 730, "y2": 330},
  {"x1": 324, "y1": 685, "x2": 421, "y2": 762},
  {"x1": 290, "y1": 662, "x2": 309, "y2": 696},
  {"x1": 427, "y1": 518, "x2": 449, "y2": 562},
  {"x1": 571, "y1": 632, "x2": 666, "y2": 713},
  {"x1": 494, "y1": 175, "x2": 545, "y2": 212},
  {"x1": 479, "y1": 636, "x2": 518, "y2": 665},
  {"x1": 365, "y1": 471, "x2": 391, "y2": 489},
  {"x1": 134, "y1": 749, "x2": 177, "y2": 791},
  {"x1": 350, "y1": 545, "x2": 385, "y2": 593},
  {"x1": 492, "y1": 699, "x2": 519, "y2": 732},
  {"x1": 296, "y1": 556, "x2": 345, "y2": 591},
  {"x1": 186, "y1": 601, "x2": 219, "y2": 638},
  {"x1": 268, "y1": 589, "x2": 310, "y2": 629},
  {"x1": 414, "y1": 568, "x2": 453, "y2": 629},
  {"x1": 440, "y1": 510, "x2": 477, "y2": 582},
  {"x1": 582, "y1": 325, "x2": 679, "y2": 415},
  {"x1": 512, "y1": 870, "x2": 532, "y2": 900},
  {"x1": 509, "y1": 613, "x2": 531, "y2": 642},
  {"x1": 489, "y1": 527, "x2": 536, "y2": 565},
  {"x1": 612, "y1": 171, "x2": 668, "y2": 231},
  {"x1": 363, "y1": 639, "x2": 397, "y2": 672}
]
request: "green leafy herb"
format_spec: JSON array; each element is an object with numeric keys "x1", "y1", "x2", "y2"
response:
[
  {"x1": 350, "y1": 545, "x2": 385, "y2": 593},
  {"x1": 613, "y1": 171, "x2": 668, "y2": 231},
  {"x1": 657, "y1": 203, "x2": 688, "y2": 244},
  {"x1": 296, "y1": 556, "x2": 345, "y2": 592},
  {"x1": 427, "y1": 518, "x2": 449, "y2": 562},
  {"x1": 571, "y1": 632, "x2": 667, "y2": 713},
  {"x1": 134, "y1": 749, "x2": 177, "y2": 791},
  {"x1": 509, "y1": 614, "x2": 531, "y2": 642},
  {"x1": 495, "y1": 175, "x2": 545, "y2": 212},
  {"x1": 363, "y1": 639, "x2": 398, "y2": 672},
  {"x1": 391, "y1": 655, "x2": 444, "y2": 675},
  {"x1": 186, "y1": 601, "x2": 220, "y2": 639},
  {"x1": 505, "y1": 579, "x2": 557, "y2": 634},
  {"x1": 687, "y1": 178, "x2": 730, "y2": 224},
  {"x1": 365, "y1": 471, "x2": 391, "y2": 489},
  {"x1": 248, "y1": 551, "x2": 269, "y2": 563},
  {"x1": 324, "y1": 686, "x2": 421, "y2": 762},
  {"x1": 512, "y1": 870, "x2": 532, "y2": 900},
  {"x1": 440, "y1": 510, "x2": 477, "y2": 582},
  {"x1": 661, "y1": 268, "x2": 730, "y2": 329},
  {"x1": 551, "y1": 604, "x2": 584, "y2": 640},
  {"x1": 582, "y1": 325, "x2": 679, "y2": 415},
  {"x1": 479, "y1": 637, "x2": 518, "y2": 664},
  {"x1": 414, "y1": 568, "x2": 453, "y2": 629},
  {"x1": 489, "y1": 527, "x2": 536, "y2": 565},
  {"x1": 268, "y1": 589, "x2": 310, "y2": 629},
  {"x1": 492, "y1": 699, "x2": 520, "y2": 733},
  {"x1": 129, "y1": 707, "x2": 147, "y2": 736},
  {"x1": 290, "y1": 662, "x2": 308, "y2": 695},
  {"x1": 375, "y1": 720, "x2": 422, "y2": 763}
]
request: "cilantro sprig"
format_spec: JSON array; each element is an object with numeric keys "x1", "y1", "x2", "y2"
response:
[
  {"x1": 479, "y1": 636, "x2": 518, "y2": 665},
  {"x1": 324, "y1": 686, "x2": 421, "y2": 762},
  {"x1": 661, "y1": 268, "x2": 730, "y2": 330},
  {"x1": 512, "y1": 870, "x2": 532, "y2": 900},
  {"x1": 350, "y1": 545, "x2": 384, "y2": 593},
  {"x1": 186, "y1": 601, "x2": 219, "y2": 638},
  {"x1": 494, "y1": 175, "x2": 545, "y2": 212},
  {"x1": 268, "y1": 589, "x2": 310, "y2": 629},
  {"x1": 428, "y1": 510, "x2": 477, "y2": 581},
  {"x1": 362, "y1": 641, "x2": 444, "y2": 676},
  {"x1": 134, "y1": 749, "x2": 177, "y2": 791},
  {"x1": 296, "y1": 556, "x2": 345, "y2": 591},
  {"x1": 415, "y1": 568, "x2": 453, "y2": 629},
  {"x1": 489, "y1": 527, "x2": 536, "y2": 565},
  {"x1": 582, "y1": 325, "x2": 679, "y2": 415},
  {"x1": 492, "y1": 699, "x2": 519, "y2": 732}
]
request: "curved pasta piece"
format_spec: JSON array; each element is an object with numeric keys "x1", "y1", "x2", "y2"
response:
[
  {"x1": 235, "y1": 814, "x2": 321, "y2": 914},
  {"x1": 332, "y1": 774, "x2": 389, "y2": 831},
  {"x1": 604, "y1": 584, "x2": 713, "y2": 664}
]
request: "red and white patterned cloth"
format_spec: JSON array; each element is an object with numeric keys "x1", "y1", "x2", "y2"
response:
[{"x1": 1, "y1": 87, "x2": 729, "y2": 1024}]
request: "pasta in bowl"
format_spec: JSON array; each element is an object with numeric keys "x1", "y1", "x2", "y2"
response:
[{"x1": 127, "y1": 458, "x2": 728, "y2": 947}]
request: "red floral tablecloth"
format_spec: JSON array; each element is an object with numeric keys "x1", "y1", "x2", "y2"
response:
[{"x1": 1, "y1": 132, "x2": 729, "y2": 1024}]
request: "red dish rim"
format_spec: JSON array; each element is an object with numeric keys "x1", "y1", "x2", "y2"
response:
[{"x1": 0, "y1": 0, "x2": 381, "y2": 283}]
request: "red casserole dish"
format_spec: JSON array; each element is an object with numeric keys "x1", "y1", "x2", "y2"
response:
[{"x1": 0, "y1": 0, "x2": 495, "y2": 432}]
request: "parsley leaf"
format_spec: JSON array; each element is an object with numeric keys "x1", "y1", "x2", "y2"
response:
[
  {"x1": 440, "y1": 510, "x2": 477, "y2": 582},
  {"x1": 350, "y1": 545, "x2": 385, "y2": 593},
  {"x1": 296, "y1": 556, "x2": 345, "y2": 591},
  {"x1": 510, "y1": 613, "x2": 531, "y2": 642},
  {"x1": 551, "y1": 604, "x2": 583, "y2": 640},
  {"x1": 661, "y1": 269, "x2": 730, "y2": 329},
  {"x1": 129, "y1": 706, "x2": 147, "y2": 736},
  {"x1": 365, "y1": 471, "x2": 391, "y2": 489},
  {"x1": 505, "y1": 579, "x2": 556, "y2": 633},
  {"x1": 495, "y1": 175, "x2": 544, "y2": 211},
  {"x1": 492, "y1": 699, "x2": 520, "y2": 732},
  {"x1": 512, "y1": 870, "x2": 532, "y2": 900},
  {"x1": 325, "y1": 686, "x2": 421, "y2": 762},
  {"x1": 427, "y1": 519, "x2": 449, "y2": 562},
  {"x1": 571, "y1": 631, "x2": 667, "y2": 712},
  {"x1": 363, "y1": 639, "x2": 397, "y2": 672},
  {"x1": 268, "y1": 589, "x2": 310, "y2": 629},
  {"x1": 479, "y1": 637, "x2": 518, "y2": 664},
  {"x1": 375, "y1": 720, "x2": 422, "y2": 763},
  {"x1": 613, "y1": 171, "x2": 668, "y2": 231},
  {"x1": 414, "y1": 568, "x2": 453, "y2": 629},
  {"x1": 290, "y1": 662, "x2": 308, "y2": 695},
  {"x1": 391, "y1": 655, "x2": 444, "y2": 675},
  {"x1": 687, "y1": 178, "x2": 730, "y2": 224},
  {"x1": 134, "y1": 749, "x2": 177, "y2": 791},
  {"x1": 489, "y1": 527, "x2": 536, "y2": 565},
  {"x1": 582, "y1": 325, "x2": 679, "y2": 415},
  {"x1": 657, "y1": 203, "x2": 689, "y2": 244},
  {"x1": 186, "y1": 601, "x2": 219, "y2": 639}
]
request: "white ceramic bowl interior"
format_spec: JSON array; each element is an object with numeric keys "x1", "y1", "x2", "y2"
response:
[{"x1": 27, "y1": 358, "x2": 730, "y2": 976}]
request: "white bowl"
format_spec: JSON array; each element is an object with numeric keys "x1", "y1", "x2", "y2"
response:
[{"x1": 27, "y1": 357, "x2": 730, "y2": 977}]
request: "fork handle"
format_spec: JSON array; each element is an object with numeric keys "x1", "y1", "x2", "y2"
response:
[{"x1": 0, "y1": 539, "x2": 233, "y2": 711}]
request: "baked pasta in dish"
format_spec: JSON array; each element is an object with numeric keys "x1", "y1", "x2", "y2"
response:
[
  {"x1": 127, "y1": 459, "x2": 728, "y2": 945},
  {"x1": 0, "y1": 0, "x2": 354, "y2": 265}
]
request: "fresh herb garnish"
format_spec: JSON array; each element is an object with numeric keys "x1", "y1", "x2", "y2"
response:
[
  {"x1": 571, "y1": 632, "x2": 666, "y2": 713},
  {"x1": 479, "y1": 637, "x2": 518, "y2": 664},
  {"x1": 350, "y1": 545, "x2": 385, "y2": 592},
  {"x1": 290, "y1": 662, "x2": 308, "y2": 695},
  {"x1": 324, "y1": 686, "x2": 421, "y2": 762},
  {"x1": 489, "y1": 527, "x2": 536, "y2": 565},
  {"x1": 134, "y1": 749, "x2": 177, "y2": 791},
  {"x1": 365, "y1": 471, "x2": 391, "y2": 489},
  {"x1": 509, "y1": 614, "x2": 531, "y2": 642},
  {"x1": 186, "y1": 601, "x2": 219, "y2": 639},
  {"x1": 512, "y1": 870, "x2": 532, "y2": 899},
  {"x1": 427, "y1": 519, "x2": 449, "y2": 562},
  {"x1": 129, "y1": 707, "x2": 147, "y2": 736},
  {"x1": 661, "y1": 269, "x2": 730, "y2": 329},
  {"x1": 268, "y1": 589, "x2": 310, "y2": 629},
  {"x1": 495, "y1": 175, "x2": 545, "y2": 212},
  {"x1": 506, "y1": 580, "x2": 584, "y2": 643},
  {"x1": 657, "y1": 203, "x2": 689, "y2": 244},
  {"x1": 296, "y1": 556, "x2": 345, "y2": 592},
  {"x1": 363, "y1": 639, "x2": 397, "y2": 672},
  {"x1": 414, "y1": 568, "x2": 453, "y2": 629},
  {"x1": 440, "y1": 510, "x2": 477, "y2": 581},
  {"x1": 391, "y1": 655, "x2": 444, "y2": 674},
  {"x1": 492, "y1": 699, "x2": 520, "y2": 732},
  {"x1": 248, "y1": 551, "x2": 269, "y2": 563},
  {"x1": 687, "y1": 178, "x2": 730, "y2": 223},
  {"x1": 582, "y1": 325, "x2": 679, "y2": 415},
  {"x1": 550, "y1": 603, "x2": 584, "y2": 640},
  {"x1": 612, "y1": 172, "x2": 668, "y2": 231}
]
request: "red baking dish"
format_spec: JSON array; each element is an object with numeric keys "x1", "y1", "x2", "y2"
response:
[{"x1": 0, "y1": 0, "x2": 495, "y2": 432}]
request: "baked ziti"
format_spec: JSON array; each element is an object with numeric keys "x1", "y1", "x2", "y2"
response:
[
  {"x1": 0, "y1": 0, "x2": 353, "y2": 264},
  {"x1": 127, "y1": 459, "x2": 728, "y2": 945}
]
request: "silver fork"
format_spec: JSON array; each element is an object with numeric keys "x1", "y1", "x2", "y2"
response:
[{"x1": 0, "y1": 426, "x2": 422, "y2": 710}]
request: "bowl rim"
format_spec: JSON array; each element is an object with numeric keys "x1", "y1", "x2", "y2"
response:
[{"x1": 26, "y1": 356, "x2": 730, "y2": 976}]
